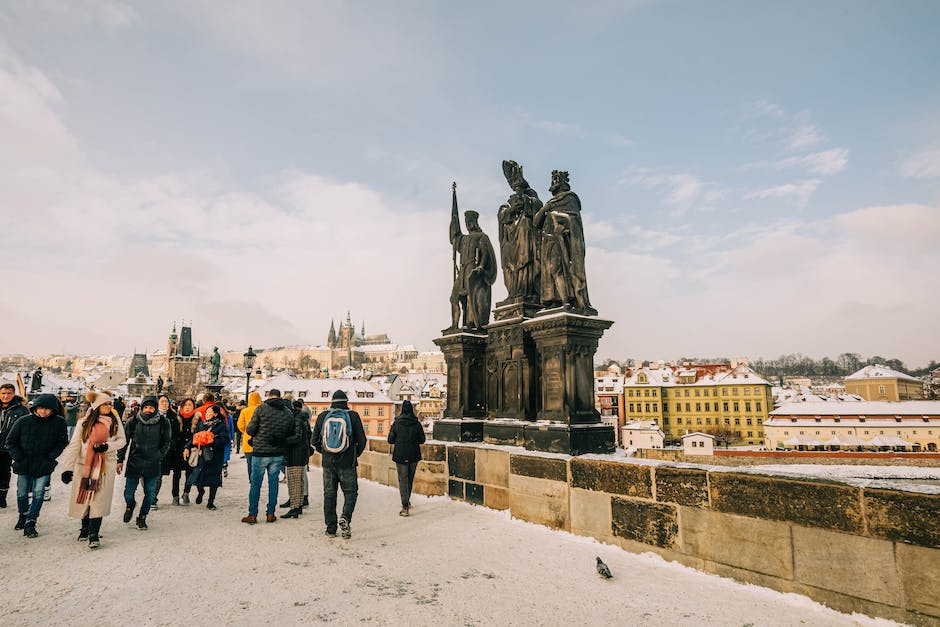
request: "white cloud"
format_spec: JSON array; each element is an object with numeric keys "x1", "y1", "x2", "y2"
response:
[
  {"x1": 744, "y1": 179, "x2": 821, "y2": 208},
  {"x1": 898, "y1": 149, "x2": 940, "y2": 179},
  {"x1": 784, "y1": 123, "x2": 824, "y2": 152},
  {"x1": 743, "y1": 148, "x2": 848, "y2": 176},
  {"x1": 749, "y1": 99, "x2": 785, "y2": 118},
  {"x1": 620, "y1": 167, "x2": 722, "y2": 215}
]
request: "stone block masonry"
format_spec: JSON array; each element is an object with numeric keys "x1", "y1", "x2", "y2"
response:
[{"x1": 354, "y1": 438, "x2": 940, "y2": 625}]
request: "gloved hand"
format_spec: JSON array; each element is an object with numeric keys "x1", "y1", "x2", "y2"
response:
[
  {"x1": 93, "y1": 442, "x2": 109, "y2": 453},
  {"x1": 61, "y1": 470, "x2": 73, "y2": 484}
]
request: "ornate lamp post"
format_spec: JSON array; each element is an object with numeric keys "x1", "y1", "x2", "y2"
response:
[{"x1": 243, "y1": 346, "x2": 257, "y2": 404}]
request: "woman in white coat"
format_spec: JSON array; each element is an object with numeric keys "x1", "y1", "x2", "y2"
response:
[{"x1": 58, "y1": 391, "x2": 127, "y2": 549}]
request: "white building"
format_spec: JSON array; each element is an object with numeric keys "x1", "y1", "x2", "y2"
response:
[
  {"x1": 621, "y1": 420, "x2": 664, "y2": 450},
  {"x1": 682, "y1": 432, "x2": 716, "y2": 455}
]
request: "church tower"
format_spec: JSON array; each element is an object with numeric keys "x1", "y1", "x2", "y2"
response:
[{"x1": 328, "y1": 319, "x2": 337, "y2": 349}]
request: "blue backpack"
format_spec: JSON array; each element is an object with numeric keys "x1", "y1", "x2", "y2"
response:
[{"x1": 322, "y1": 408, "x2": 352, "y2": 454}]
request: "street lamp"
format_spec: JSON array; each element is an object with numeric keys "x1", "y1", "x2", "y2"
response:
[{"x1": 243, "y1": 346, "x2": 257, "y2": 404}]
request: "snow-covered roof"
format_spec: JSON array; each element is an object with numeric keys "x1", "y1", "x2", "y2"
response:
[
  {"x1": 594, "y1": 375, "x2": 624, "y2": 394},
  {"x1": 257, "y1": 373, "x2": 393, "y2": 404},
  {"x1": 624, "y1": 363, "x2": 770, "y2": 388},
  {"x1": 681, "y1": 432, "x2": 716, "y2": 440},
  {"x1": 771, "y1": 400, "x2": 940, "y2": 417},
  {"x1": 622, "y1": 420, "x2": 663, "y2": 432},
  {"x1": 844, "y1": 364, "x2": 922, "y2": 383}
]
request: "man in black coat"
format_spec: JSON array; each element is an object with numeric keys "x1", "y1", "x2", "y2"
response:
[
  {"x1": 5, "y1": 394, "x2": 68, "y2": 537},
  {"x1": 117, "y1": 395, "x2": 171, "y2": 530},
  {"x1": 387, "y1": 399, "x2": 426, "y2": 517},
  {"x1": 0, "y1": 383, "x2": 30, "y2": 509},
  {"x1": 280, "y1": 400, "x2": 313, "y2": 519},
  {"x1": 243, "y1": 389, "x2": 296, "y2": 524},
  {"x1": 312, "y1": 390, "x2": 366, "y2": 539}
]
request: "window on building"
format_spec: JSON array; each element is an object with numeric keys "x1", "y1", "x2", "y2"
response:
[
  {"x1": 724, "y1": 418, "x2": 730, "y2": 426},
  {"x1": 733, "y1": 402, "x2": 740, "y2": 412},
  {"x1": 735, "y1": 418, "x2": 741, "y2": 426},
  {"x1": 756, "y1": 402, "x2": 762, "y2": 411},
  {"x1": 653, "y1": 403, "x2": 659, "y2": 412},
  {"x1": 378, "y1": 407, "x2": 384, "y2": 416},
  {"x1": 744, "y1": 388, "x2": 750, "y2": 396},
  {"x1": 629, "y1": 403, "x2": 635, "y2": 412},
  {"x1": 732, "y1": 388, "x2": 739, "y2": 395},
  {"x1": 364, "y1": 408, "x2": 370, "y2": 416},
  {"x1": 696, "y1": 418, "x2": 702, "y2": 425},
  {"x1": 652, "y1": 390, "x2": 657, "y2": 397},
  {"x1": 644, "y1": 389, "x2": 650, "y2": 397},
  {"x1": 757, "y1": 418, "x2": 763, "y2": 425},
  {"x1": 298, "y1": 391, "x2": 307, "y2": 398},
  {"x1": 663, "y1": 417, "x2": 669, "y2": 425},
  {"x1": 628, "y1": 390, "x2": 633, "y2": 397},
  {"x1": 746, "y1": 418, "x2": 753, "y2": 426},
  {"x1": 745, "y1": 402, "x2": 751, "y2": 412},
  {"x1": 696, "y1": 403, "x2": 701, "y2": 412},
  {"x1": 703, "y1": 389, "x2": 709, "y2": 397},
  {"x1": 685, "y1": 403, "x2": 691, "y2": 412},
  {"x1": 677, "y1": 418, "x2": 683, "y2": 424},
  {"x1": 706, "y1": 418, "x2": 711, "y2": 425},
  {"x1": 747, "y1": 431, "x2": 753, "y2": 438},
  {"x1": 723, "y1": 402, "x2": 729, "y2": 412},
  {"x1": 879, "y1": 385, "x2": 886, "y2": 395},
  {"x1": 722, "y1": 388, "x2": 728, "y2": 396},
  {"x1": 321, "y1": 391, "x2": 329, "y2": 398},
  {"x1": 684, "y1": 390, "x2": 690, "y2": 397},
  {"x1": 645, "y1": 403, "x2": 650, "y2": 412},
  {"x1": 695, "y1": 389, "x2": 701, "y2": 397},
  {"x1": 377, "y1": 422, "x2": 384, "y2": 433}
]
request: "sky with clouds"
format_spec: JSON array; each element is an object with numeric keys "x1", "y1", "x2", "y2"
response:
[{"x1": 1, "y1": 0, "x2": 938, "y2": 365}]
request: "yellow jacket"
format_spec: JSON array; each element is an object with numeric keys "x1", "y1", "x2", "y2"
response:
[{"x1": 236, "y1": 392, "x2": 263, "y2": 453}]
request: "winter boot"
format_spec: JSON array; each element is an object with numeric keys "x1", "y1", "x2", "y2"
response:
[
  {"x1": 88, "y1": 534, "x2": 100, "y2": 549},
  {"x1": 280, "y1": 498, "x2": 291, "y2": 508},
  {"x1": 87, "y1": 517, "x2": 102, "y2": 548},
  {"x1": 136, "y1": 515, "x2": 148, "y2": 530},
  {"x1": 182, "y1": 492, "x2": 190, "y2": 505},
  {"x1": 77, "y1": 517, "x2": 90, "y2": 541},
  {"x1": 123, "y1": 502, "x2": 136, "y2": 523},
  {"x1": 303, "y1": 495, "x2": 309, "y2": 507},
  {"x1": 172, "y1": 497, "x2": 180, "y2": 506},
  {"x1": 24, "y1": 520, "x2": 38, "y2": 538},
  {"x1": 280, "y1": 508, "x2": 301, "y2": 519},
  {"x1": 195, "y1": 489, "x2": 204, "y2": 505},
  {"x1": 0, "y1": 489, "x2": 7, "y2": 508},
  {"x1": 15, "y1": 513, "x2": 27, "y2": 530},
  {"x1": 206, "y1": 501, "x2": 217, "y2": 511}
]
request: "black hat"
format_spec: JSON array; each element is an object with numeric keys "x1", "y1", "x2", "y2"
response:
[
  {"x1": 401, "y1": 399, "x2": 414, "y2": 414},
  {"x1": 331, "y1": 390, "x2": 348, "y2": 402},
  {"x1": 29, "y1": 394, "x2": 60, "y2": 412},
  {"x1": 141, "y1": 395, "x2": 159, "y2": 410}
]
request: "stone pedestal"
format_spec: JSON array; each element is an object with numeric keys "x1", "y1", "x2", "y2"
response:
[
  {"x1": 432, "y1": 330, "x2": 487, "y2": 442},
  {"x1": 205, "y1": 383, "x2": 224, "y2": 399},
  {"x1": 483, "y1": 419, "x2": 528, "y2": 446},
  {"x1": 522, "y1": 310, "x2": 615, "y2": 454}
]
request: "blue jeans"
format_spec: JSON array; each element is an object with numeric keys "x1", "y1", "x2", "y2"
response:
[
  {"x1": 248, "y1": 455, "x2": 283, "y2": 517},
  {"x1": 245, "y1": 452, "x2": 252, "y2": 475},
  {"x1": 322, "y1": 463, "x2": 358, "y2": 531},
  {"x1": 17, "y1": 474, "x2": 50, "y2": 521},
  {"x1": 124, "y1": 475, "x2": 159, "y2": 517}
]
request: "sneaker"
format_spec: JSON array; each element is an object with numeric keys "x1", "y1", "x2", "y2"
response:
[
  {"x1": 241, "y1": 515, "x2": 257, "y2": 524},
  {"x1": 266, "y1": 513, "x2": 277, "y2": 523},
  {"x1": 399, "y1": 507, "x2": 409, "y2": 517},
  {"x1": 339, "y1": 517, "x2": 351, "y2": 539},
  {"x1": 182, "y1": 493, "x2": 190, "y2": 505},
  {"x1": 14, "y1": 513, "x2": 26, "y2": 530},
  {"x1": 151, "y1": 500, "x2": 159, "y2": 511},
  {"x1": 123, "y1": 503, "x2": 135, "y2": 523},
  {"x1": 172, "y1": 497, "x2": 180, "y2": 506},
  {"x1": 195, "y1": 492, "x2": 204, "y2": 505},
  {"x1": 88, "y1": 534, "x2": 100, "y2": 549},
  {"x1": 77, "y1": 529, "x2": 89, "y2": 541},
  {"x1": 24, "y1": 520, "x2": 38, "y2": 538},
  {"x1": 43, "y1": 486, "x2": 51, "y2": 502},
  {"x1": 324, "y1": 528, "x2": 337, "y2": 537},
  {"x1": 136, "y1": 516, "x2": 148, "y2": 530},
  {"x1": 206, "y1": 503, "x2": 217, "y2": 511}
]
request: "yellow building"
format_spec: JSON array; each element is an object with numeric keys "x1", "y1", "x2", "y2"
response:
[
  {"x1": 621, "y1": 363, "x2": 773, "y2": 446},
  {"x1": 766, "y1": 401, "x2": 940, "y2": 451},
  {"x1": 844, "y1": 365, "x2": 924, "y2": 401}
]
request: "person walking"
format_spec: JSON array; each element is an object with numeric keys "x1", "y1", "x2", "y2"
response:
[
  {"x1": 5, "y1": 394, "x2": 69, "y2": 537},
  {"x1": 64, "y1": 399, "x2": 79, "y2": 440},
  {"x1": 117, "y1": 395, "x2": 171, "y2": 530},
  {"x1": 175, "y1": 398, "x2": 197, "y2": 504},
  {"x1": 184, "y1": 404, "x2": 229, "y2": 510},
  {"x1": 242, "y1": 389, "x2": 295, "y2": 524},
  {"x1": 153, "y1": 394, "x2": 179, "y2": 509},
  {"x1": 58, "y1": 391, "x2": 127, "y2": 549},
  {"x1": 312, "y1": 390, "x2": 366, "y2": 539},
  {"x1": 0, "y1": 383, "x2": 30, "y2": 509},
  {"x1": 280, "y1": 400, "x2": 313, "y2": 519},
  {"x1": 387, "y1": 399, "x2": 426, "y2": 517},
  {"x1": 236, "y1": 392, "x2": 262, "y2": 474}
]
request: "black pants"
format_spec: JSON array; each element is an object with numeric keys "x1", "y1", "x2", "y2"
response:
[
  {"x1": 0, "y1": 451, "x2": 12, "y2": 491},
  {"x1": 396, "y1": 462, "x2": 418, "y2": 507}
]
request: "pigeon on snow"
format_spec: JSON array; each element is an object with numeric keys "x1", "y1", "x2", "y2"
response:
[{"x1": 595, "y1": 556, "x2": 612, "y2": 579}]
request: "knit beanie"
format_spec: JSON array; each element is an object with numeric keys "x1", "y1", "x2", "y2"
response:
[{"x1": 85, "y1": 391, "x2": 113, "y2": 411}]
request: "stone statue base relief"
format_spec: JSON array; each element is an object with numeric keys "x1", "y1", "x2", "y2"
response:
[{"x1": 433, "y1": 165, "x2": 615, "y2": 455}]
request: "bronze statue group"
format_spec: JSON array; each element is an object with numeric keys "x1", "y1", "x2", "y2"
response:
[
  {"x1": 0, "y1": 382, "x2": 427, "y2": 548},
  {"x1": 449, "y1": 162, "x2": 593, "y2": 332}
]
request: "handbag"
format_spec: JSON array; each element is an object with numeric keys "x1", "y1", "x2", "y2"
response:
[
  {"x1": 202, "y1": 446, "x2": 214, "y2": 462},
  {"x1": 187, "y1": 448, "x2": 200, "y2": 468}
]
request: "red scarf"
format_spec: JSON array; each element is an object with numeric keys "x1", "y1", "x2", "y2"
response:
[{"x1": 76, "y1": 415, "x2": 112, "y2": 505}]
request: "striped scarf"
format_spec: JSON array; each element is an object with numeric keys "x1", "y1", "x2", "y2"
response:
[{"x1": 77, "y1": 415, "x2": 112, "y2": 505}]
